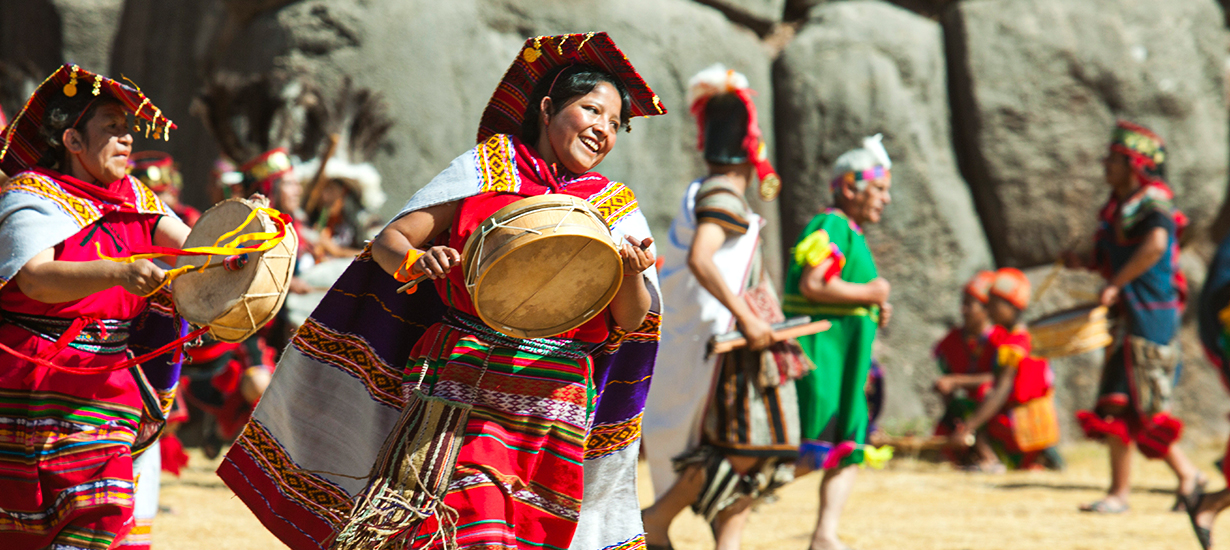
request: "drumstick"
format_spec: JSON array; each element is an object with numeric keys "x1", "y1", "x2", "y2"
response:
[
  {"x1": 304, "y1": 133, "x2": 341, "y2": 215},
  {"x1": 707, "y1": 319, "x2": 832, "y2": 355},
  {"x1": 178, "y1": 254, "x2": 251, "y2": 273},
  {"x1": 876, "y1": 433, "x2": 975, "y2": 451},
  {"x1": 1032, "y1": 259, "x2": 1064, "y2": 304},
  {"x1": 395, "y1": 237, "x2": 652, "y2": 294},
  {"x1": 397, "y1": 273, "x2": 431, "y2": 294}
]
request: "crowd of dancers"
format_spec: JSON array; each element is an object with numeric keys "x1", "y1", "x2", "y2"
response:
[{"x1": 1, "y1": 29, "x2": 1229, "y2": 550}]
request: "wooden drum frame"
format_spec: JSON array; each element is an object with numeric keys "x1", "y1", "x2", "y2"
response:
[
  {"x1": 461, "y1": 194, "x2": 623, "y2": 339},
  {"x1": 172, "y1": 198, "x2": 298, "y2": 343}
]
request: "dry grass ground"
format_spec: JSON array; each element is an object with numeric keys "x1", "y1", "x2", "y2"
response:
[{"x1": 154, "y1": 441, "x2": 1230, "y2": 550}]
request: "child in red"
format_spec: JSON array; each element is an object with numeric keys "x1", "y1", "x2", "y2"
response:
[
  {"x1": 953, "y1": 268, "x2": 1063, "y2": 471},
  {"x1": 932, "y1": 270, "x2": 998, "y2": 464}
]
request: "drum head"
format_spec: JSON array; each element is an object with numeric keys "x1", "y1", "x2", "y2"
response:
[
  {"x1": 172, "y1": 199, "x2": 296, "y2": 342},
  {"x1": 472, "y1": 233, "x2": 622, "y2": 338},
  {"x1": 1028, "y1": 303, "x2": 1111, "y2": 358}
]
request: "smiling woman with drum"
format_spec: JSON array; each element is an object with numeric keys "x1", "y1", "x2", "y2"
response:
[
  {"x1": 217, "y1": 33, "x2": 667, "y2": 550},
  {"x1": 0, "y1": 66, "x2": 189, "y2": 549},
  {"x1": 370, "y1": 52, "x2": 656, "y2": 550}
]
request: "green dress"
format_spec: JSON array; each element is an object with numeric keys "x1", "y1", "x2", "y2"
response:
[{"x1": 783, "y1": 208, "x2": 879, "y2": 468}]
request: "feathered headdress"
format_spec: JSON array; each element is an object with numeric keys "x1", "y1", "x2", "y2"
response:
[
  {"x1": 294, "y1": 77, "x2": 392, "y2": 212},
  {"x1": 191, "y1": 71, "x2": 325, "y2": 195},
  {"x1": 686, "y1": 63, "x2": 779, "y2": 200}
]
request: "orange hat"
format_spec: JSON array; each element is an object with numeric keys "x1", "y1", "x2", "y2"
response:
[
  {"x1": 964, "y1": 270, "x2": 996, "y2": 304},
  {"x1": 990, "y1": 268, "x2": 1031, "y2": 310}
]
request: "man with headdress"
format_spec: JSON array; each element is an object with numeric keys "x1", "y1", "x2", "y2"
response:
[
  {"x1": 218, "y1": 32, "x2": 667, "y2": 550},
  {"x1": 641, "y1": 64, "x2": 806, "y2": 550},
  {"x1": 187, "y1": 77, "x2": 313, "y2": 451},
  {"x1": 282, "y1": 81, "x2": 393, "y2": 332},
  {"x1": 0, "y1": 64, "x2": 189, "y2": 549},
  {"x1": 1068, "y1": 121, "x2": 1202, "y2": 514},
  {"x1": 193, "y1": 72, "x2": 309, "y2": 219},
  {"x1": 294, "y1": 79, "x2": 391, "y2": 260},
  {"x1": 129, "y1": 150, "x2": 201, "y2": 226},
  {"x1": 784, "y1": 135, "x2": 893, "y2": 550}
]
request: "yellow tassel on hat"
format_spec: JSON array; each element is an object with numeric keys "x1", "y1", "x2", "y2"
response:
[{"x1": 63, "y1": 65, "x2": 80, "y2": 97}]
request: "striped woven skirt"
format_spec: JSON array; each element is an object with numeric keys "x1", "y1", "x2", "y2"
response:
[
  {"x1": 0, "y1": 323, "x2": 144, "y2": 550},
  {"x1": 402, "y1": 313, "x2": 595, "y2": 549}
]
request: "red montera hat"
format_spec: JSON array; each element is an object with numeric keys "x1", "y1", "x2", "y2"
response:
[
  {"x1": 964, "y1": 270, "x2": 996, "y2": 304},
  {"x1": 477, "y1": 32, "x2": 666, "y2": 144},
  {"x1": 991, "y1": 267, "x2": 1031, "y2": 310},
  {"x1": 238, "y1": 147, "x2": 294, "y2": 197},
  {"x1": 0, "y1": 64, "x2": 175, "y2": 176}
]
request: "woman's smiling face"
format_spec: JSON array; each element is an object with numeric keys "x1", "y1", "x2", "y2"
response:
[{"x1": 539, "y1": 81, "x2": 622, "y2": 174}]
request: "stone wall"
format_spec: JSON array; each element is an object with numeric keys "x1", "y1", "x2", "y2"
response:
[{"x1": 5, "y1": 0, "x2": 1230, "y2": 440}]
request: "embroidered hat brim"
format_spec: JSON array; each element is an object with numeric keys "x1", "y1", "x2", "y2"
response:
[{"x1": 477, "y1": 32, "x2": 666, "y2": 144}]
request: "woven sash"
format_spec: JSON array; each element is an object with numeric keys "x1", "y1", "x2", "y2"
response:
[{"x1": 332, "y1": 322, "x2": 492, "y2": 550}]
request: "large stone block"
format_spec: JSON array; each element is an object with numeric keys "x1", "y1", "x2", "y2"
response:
[
  {"x1": 691, "y1": 0, "x2": 784, "y2": 34},
  {"x1": 0, "y1": 0, "x2": 125, "y2": 110},
  {"x1": 110, "y1": 0, "x2": 230, "y2": 209},
  {"x1": 775, "y1": 0, "x2": 993, "y2": 422},
  {"x1": 945, "y1": 0, "x2": 1229, "y2": 267},
  {"x1": 111, "y1": 0, "x2": 782, "y2": 278}
]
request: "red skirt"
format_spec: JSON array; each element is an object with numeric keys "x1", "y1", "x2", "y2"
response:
[{"x1": 0, "y1": 323, "x2": 145, "y2": 549}]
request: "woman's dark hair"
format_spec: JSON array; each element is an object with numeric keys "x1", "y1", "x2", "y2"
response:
[
  {"x1": 36, "y1": 92, "x2": 123, "y2": 170},
  {"x1": 520, "y1": 64, "x2": 632, "y2": 145}
]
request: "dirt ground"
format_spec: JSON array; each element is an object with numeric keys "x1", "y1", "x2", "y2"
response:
[{"x1": 153, "y1": 441, "x2": 1230, "y2": 550}]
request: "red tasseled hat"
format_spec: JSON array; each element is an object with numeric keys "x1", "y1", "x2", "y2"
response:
[
  {"x1": 477, "y1": 32, "x2": 666, "y2": 144},
  {"x1": 0, "y1": 64, "x2": 176, "y2": 176}
]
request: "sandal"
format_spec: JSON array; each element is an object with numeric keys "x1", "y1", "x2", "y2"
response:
[
  {"x1": 1079, "y1": 498, "x2": 1130, "y2": 514},
  {"x1": 1174, "y1": 475, "x2": 1210, "y2": 513},
  {"x1": 1185, "y1": 492, "x2": 1213, "y2": 550}
]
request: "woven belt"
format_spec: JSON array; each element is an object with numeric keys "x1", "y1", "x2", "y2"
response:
[
  {"x1": 443, "y1": 310, "x2": 594, "y2": 360},
  {"x1": 0, "y1": 311, "x2": 131, "y2": 355}
]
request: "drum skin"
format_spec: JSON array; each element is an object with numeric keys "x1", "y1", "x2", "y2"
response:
[
  {"x1": 1028, "y1": 303, "x2": 1113, "y2": 358},
  {"x1": 172, "y1": 198, "x2": 298, "y2": 343},
  {"x1": 462, "y1": 194, "x2": 622, "y2": 339}
]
